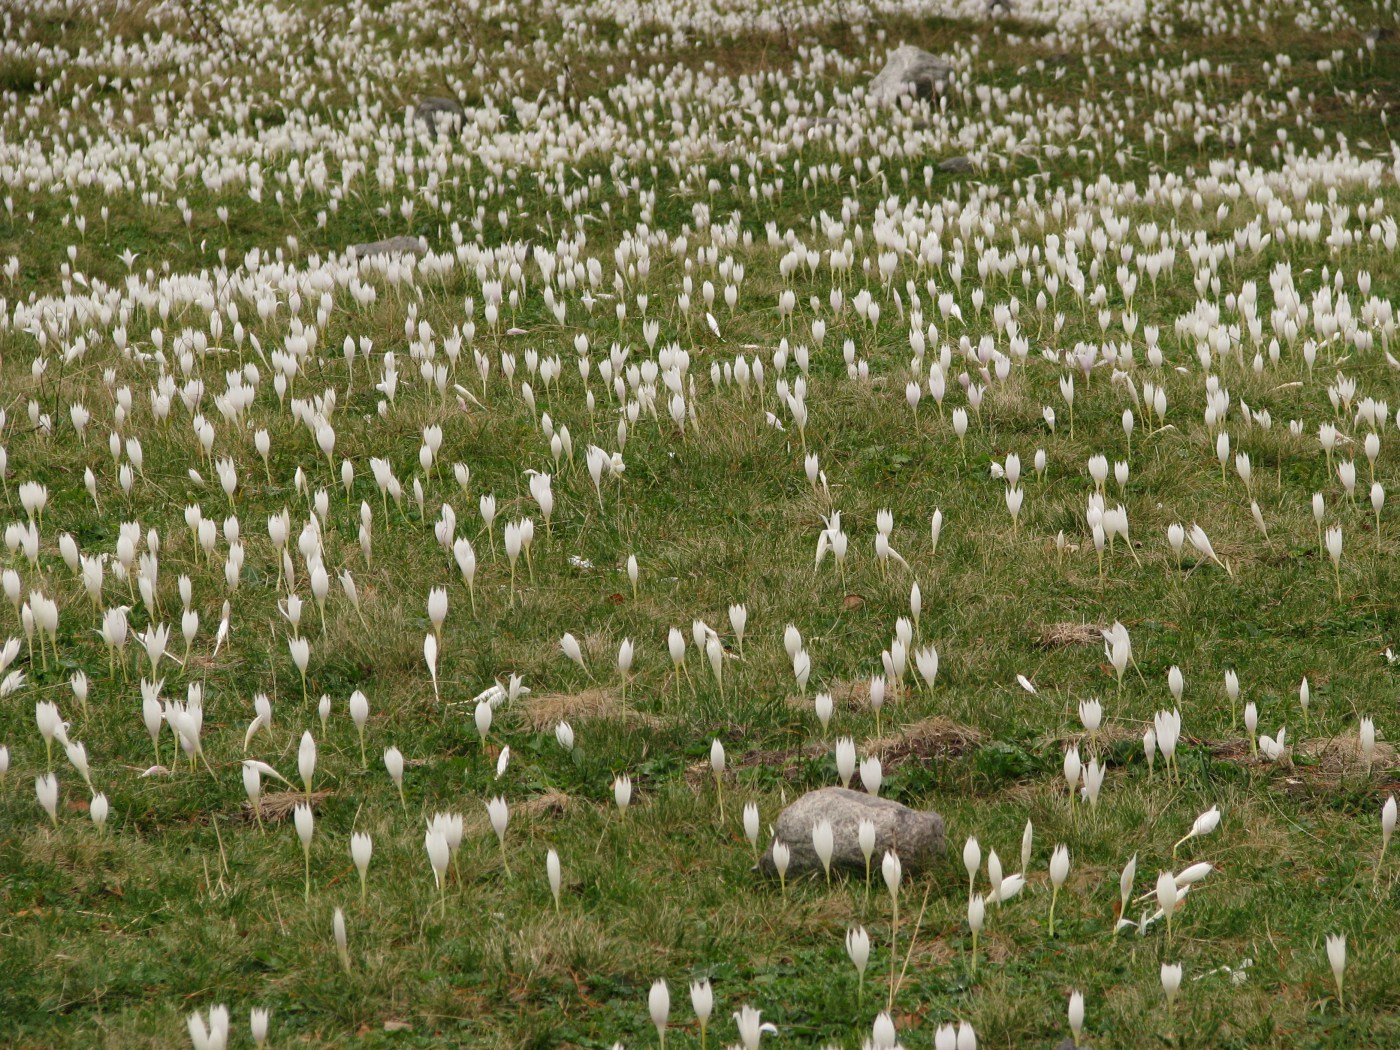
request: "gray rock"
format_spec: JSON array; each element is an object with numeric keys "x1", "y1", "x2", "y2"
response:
[
  {"x1": 758, "y1": 787, "x2": 945, "y2": 878},
  {"x1": 939, "y1": 156, "x2": 974, "y2": 174},
  {"x1": 413, "y1": 96, "x2": 464, "y2": 133},
  {"x1": 869, "y1": 45, "x2": 953, "y2": 104},
  {"x1": 348, "y1": 235, "x2": 427, "y2": 260}
]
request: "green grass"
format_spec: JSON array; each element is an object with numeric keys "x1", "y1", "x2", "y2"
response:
[{"x1": 4, "y1": 0, "x2": 1400, "y2": 1046}]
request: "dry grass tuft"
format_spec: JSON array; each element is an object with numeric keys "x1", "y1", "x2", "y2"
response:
[
  {"x1": 520, "y1": 687, "x2": 666, "y2": 731},
  {"x1": 1210, "y1": 736, "x2": 1400, "y2": 794},
  {"x1": 243, "y1": 789, "x2": 333, "y2": 823},
  {"x1": 867, "y1": 716, "x2": 983, "y2": 765},
  {"x1": 1058, "y1": 723, "x2": 1144, "y2": 750},
  {"x1": 1295, "y1": 734, "x2": 1397, "y2": 777},
  {"x1": 1036, "y1": 622, "x2": 1107, "y2": 647},
  {"x1": 705, "y1": 741, "x2": 826, "y2": 783},
  {"x1": 701, "y1": 715, "x2": 980, "y2": 787},
  {"x1": 516, "y1": 788, "x2": 576, "y2": 819},
  {"x1": 783, "y1": 678, "x2": 870, "y2": 712}
]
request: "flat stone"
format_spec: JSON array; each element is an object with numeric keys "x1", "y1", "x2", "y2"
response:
[
  {"x1": 939, "y1": 156, "x2": 974, "y2": 174},
  {"x1": 413, "y1": 96, "x2": 464, "y2": 132},
  {"x1": 869, "y1": 45, "x2": 953, "y2": 104},
  {"x1": 758, "y1": 787, "x2": 945, "y2": 878},
  {"x1": 348, "y1": 235, "x2": 427, "y2": 259}
]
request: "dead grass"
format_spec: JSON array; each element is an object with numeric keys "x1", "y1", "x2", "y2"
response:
[
  {"x1": 866, "y1": 715, "x2": 983, "y2": 765},
  {"x1": 242, "y1": 789, "x2": 333, "y2": 823},
  {"x1": 519, "y1": 687, "x2": 668, "y2": 731},
  {"x1": 1296, "y1": 734, "x2": 1398, "y2": 777},
  {"x1": 1036, "y1": 622, "x2": 1106, "y2": 647},
  {"x1": 1209, "y1": 735, "x2": 1400, "y2": 796},
  {"x1": 1057, "y1": 723, "x2": 1143, "y2": 750},
  {"x1": 697, "y1": 714, "x2": 981, "y2": 787},
  {"x1": 784, "y1": 677, "x2": 870, "y2": 711},
  {"x1": 517, "y1": 787, "x2": 576, "y2": 819}
]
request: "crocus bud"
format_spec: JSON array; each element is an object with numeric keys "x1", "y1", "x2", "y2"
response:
[
  {"x1": 835, "y1": 737, "x2": 856, "y2": 788},
  {"x1": 882, "y1": 850, "x2": 902, "y2": 901},
  {"x1": 1327, "y1": 934, "x2": 1346, "y2": 1007},
  {"x1": 351, "y1": 832, "x2": 372, "y2": 891},
  {"x1": 689, "y1": 979, "x2": 713, "y2": 1032},
  {"x1": 547, "y1": 848, "x2": 562, "y2": 909},
  {"x1": 384, "y1": 746, "x2": 404, "y2": 791},
  {"x1": 773, "y1": 840, "x2": 791, "y2": 885},
  {"x1": 860, "y1": 755, "x2": 882, "y2": 797},
  {"x1": 554, "y1": 721, "x2": 575, "y2": 752},
  {"x1": 36, "y1": 773, "x2": 59, "y2": 826},
  {"x1": 743, "y1": 803, "x2": 760, "y2": 850},
  {"x1": 845, "y1": 926, "x2": 870, "y2": 980},
  {"x1": 1161, "y1": 963, "x2": 1183, "y2": 1008},
  {"x1": 812, "y1": 819, "x2": 834, "y2": 881},
  {"x1": 1050, "y1": 845, "x2": 1070, "y2": 888},
  {"x1": 333, "y1": 907, "x2": 349, "y2": 971},
  {"x1": 649, "y1": 980, "x2": 670, "y2": 1044},
  {"x1": 90, "y1": 792, "x2": 109, "y2": 833},
  {"x1": 710, "y1": 739, "x2": 726, "y2": 776},
  {"x1": 859, "y1": 819, "x2": 876, "y2": 870},
  {"x1": 963, "y1": 837, "x2": 981, "y2": 893}
]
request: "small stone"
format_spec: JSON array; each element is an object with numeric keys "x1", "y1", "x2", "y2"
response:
[
  {"x1": 869, "y1": 45, "x2": 953, "y2": 104},
  {"x1": 939, "y1": 156, "x2": 974, "y2": 174},
  {"x1": 758, "y1": 786, "x2": 945, "y2": 878},
  {"x1": 412, "y1": 96, "x2": 464, "y2": 133},
  {"x1": 348, "y1": 236, "x2": 427, "y2": 259}
]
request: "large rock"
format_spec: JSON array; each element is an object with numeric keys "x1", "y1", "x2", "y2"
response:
[
  {"x1": 349, "y1": 235, "x2": 427, "y2": 260},
  {"x1": 412, "y1": 96, "x2": 464, "y2": 133},
  {"x1": 758, "y1": 787, "x2": 945, "y2": 878},
  {"x1": 868, "y1": 46, "x2": 953, "y2": 104}
]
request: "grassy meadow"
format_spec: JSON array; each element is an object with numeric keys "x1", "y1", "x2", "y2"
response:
[{"x1": 4, "y1": 0, "x2": 1400, "y2": 1046}]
